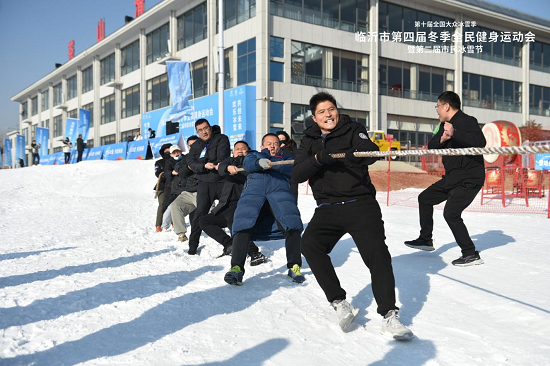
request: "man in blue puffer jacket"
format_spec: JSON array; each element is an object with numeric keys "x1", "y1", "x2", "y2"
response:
[{"x1": 224, "y1": 133, "x2": 304, "y2": 286}]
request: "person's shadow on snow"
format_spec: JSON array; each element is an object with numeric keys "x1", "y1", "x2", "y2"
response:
[
  {"x1": 3, "y1": 266, "x2": 293, "y2": 366},
  {"x1": 191, "y1": 338, "x2": 289, "y2": 366}
]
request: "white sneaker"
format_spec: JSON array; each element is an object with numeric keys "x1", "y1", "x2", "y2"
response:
[
  {"x1": 382, "y1": 310, "x2": 413, "y2": 340},
  {"x1": 332, "y1": 300, "x2": 360, "y2": 332}
]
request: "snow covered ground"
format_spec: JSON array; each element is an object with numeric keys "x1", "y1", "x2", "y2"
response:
[{"x1": 0, "y1": 160, "x2": 549, "y2": 366}]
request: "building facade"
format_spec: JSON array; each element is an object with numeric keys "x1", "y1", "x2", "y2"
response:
[{"x1": 11, "y1": 0, "x2": 550, "y2": 161}]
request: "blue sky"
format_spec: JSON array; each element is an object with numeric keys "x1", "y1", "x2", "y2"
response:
[{"x1": 0, "y1": 0, "x2": 548, "y2": 136}]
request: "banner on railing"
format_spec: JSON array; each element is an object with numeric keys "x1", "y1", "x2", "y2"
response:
[
  {"x1": 535, "y1": 154, "x2": 550, "y2": 170},
  {"x1": 149, "y1": 134, "x2": 186, "y2": 159},
  {"x1": 86, "y1": 146, "x2": 105, "y2": 161},
  {"x1": 103, "y1": 142, "x2": 128, "y2": 161},
  {"x1": 127, "y1": 139, "x2": 149, "y2": 160}
]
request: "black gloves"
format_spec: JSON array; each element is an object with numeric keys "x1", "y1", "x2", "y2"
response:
[{"x1": 316, "y1": 149, "x2": 338, "y2": 165}]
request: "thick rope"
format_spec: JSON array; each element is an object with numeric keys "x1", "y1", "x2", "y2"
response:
[{"x1": 261, "y1": 145, "x2": 550, "y2": 166}]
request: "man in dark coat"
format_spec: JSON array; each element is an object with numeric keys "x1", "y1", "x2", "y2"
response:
[
  {"x1": 76, "y1": 134, "x2": 86, "y2": 162},
  {"x1": 160, "y1": 145, "x2": 183, "y2": 216},
  {"x1": 404, "y1": 91, "x2": 486, "y2": 267},
  {"x1": 148, "y1": 128, "x2": 156, "y2": 139},
  {"x1": 292, "y1": 91, "x2": 412, "y2": 338},
  {"x1": 187, "y1": 118, "x2": 230, "y2": 255},
  {"x1": 31, "y1": 140, "x2": 41, "y2": 165},
  {"x1": 224, "y1": 133, "x2": 303, "y2": 286},
  {"x1": 199, "y1": 141, "x2": 267, "y2": 264},
  {"x1": 154, "y1": 143, "x2": 172, "y2": 232}
]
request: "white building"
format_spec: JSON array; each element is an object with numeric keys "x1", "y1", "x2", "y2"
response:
[{"x1": 10, "y1": 0, "x2": 550, "y2": 162}]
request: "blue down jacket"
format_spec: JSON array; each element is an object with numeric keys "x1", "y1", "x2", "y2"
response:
[{"x1": 232, "y1": 149, "x2": 303, "y2": 234}]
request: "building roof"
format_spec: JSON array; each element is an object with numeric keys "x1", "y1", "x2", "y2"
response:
[{"x1": 460, "y1": 0, "x2": 550, "y2": 28}]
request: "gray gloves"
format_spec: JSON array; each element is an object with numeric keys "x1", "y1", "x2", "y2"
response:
[{"x1": 258, "y1": 158, "x2": 271, "y2": 170}]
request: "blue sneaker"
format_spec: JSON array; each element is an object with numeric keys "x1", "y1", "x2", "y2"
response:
[
  {"x1": 287, "y1": 264, "x2": 305, "y2": 283},
  {"x1": 224, "y1": 265, "x2": 244, "y2": 286}
]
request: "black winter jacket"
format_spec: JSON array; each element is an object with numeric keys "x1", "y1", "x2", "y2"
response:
[
  {"x1": 292, "y1": 114, "x2": 379, "y2": 204},
  {"x1": 428, "y1": 110, "x2": 486, "y2": 189},
  {"x1": 77, "y1": 137, "x2": 86, "y2": 152},
  {"x1": 211, "y1": 155, "x2": 248, "y2": 216},
  {"x1": 154, "y1": 155, "x2": 170, "y2": 191},
  {"x1": 163, "y1": 157, "x2": 178, "y2": 194},
  {"x1": 171, "y1": 155, "x2": 198, "y2": 195},
  {"x1": 188, "y1": 125, "x2": 230, "y2": 182}
]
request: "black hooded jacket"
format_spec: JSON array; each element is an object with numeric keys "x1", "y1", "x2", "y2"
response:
[
  {"x1": 211, "y1": 155, "x2": 248, "y2": 216},
  {"x1": 187, "y1": 125, "x2": 230, "y2": 182},
  {"x1": 292, "y1": 114, "x2": 379, "y2": 205},
  {"x1": 153, "y1": 143, "x2": 172, "y2": 191},
  {"x1": 428, "y1": 110, "x2": 486, "y2": 189}
]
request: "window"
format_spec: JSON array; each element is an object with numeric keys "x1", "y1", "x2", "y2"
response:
[
  {"x1": 191, "y1": 58, "x2": 208, "y2": 98},
  {"x1": 270, "y1": 36, "x2": 284, "y2": 58},
  {"x1": 291, "y1": 41, "x2": 368, "y2": 93},
  {"x1": 21, "y1": 101, "x2": 28, "y2": 120},
  {"x1": 87, "y1": 139, "x2": 94, "y2": 148},
  {"x1": 68, "y1": 109, "x2": 78, "y2": 118},
  {"x1": 218, "y1": 0, "x2": 256, "y2": 30},
  {"x1": 67, "y1": 75, "x2": 77, "y2": 100},
  {"x1": 53, "y1": 115, "x2": 62, "y2": 137},
  {"x1": 238, "y1": 38, "x2": 256, "y2": 85},
  {"x1": 146, "y1": 74, "x2": 170, "y2": 111},
  {"x1": 122, "y1": 84, "x2": 140, "y2": 118},
  {"x1": 82, "y1": 102, "x2": 94, "y2": 128},
  {"x1": 31, "y1": 97, "x2": 38, "y2": 116},
  {"x1": 529, "y1": 84, "x2": 550, "y2": 116},
  {"x1": 101, "y1": 134, "x2": 116, "y2": 146},
  {"x1": 464, "y1": 25, "x2": 522, "y2": 66},
  {"x1": 463, "y1": 72, "x2": 521, "y2": 112},
  {"x1": 82, "y1": 66, "x2": 93, "y2": 93},
  {"x1": 53, "y1": 83, "x2": 62, "y2": 106},
  {"x1": 379, "y1": 58, "x2": 450, "y2": 101},
  {"x1": 121, "y1": 128, "x2": 141, "y2": 142},
  {"x1": 270, "y1": 0, "x2": 367, "y2": 33},
  {"x1": 101, "y1": 94, "x2": 116, "y2": 124},
  {"x1": 530, "y1": 41, "x2": 550, "y2": 73},
  {"x1": 100, "y1": 53, "x2": 115, "y2": 85},
  {"x1": 290, "y1": 103, "x2": 313, "y2": 145},
  {"x1": 22, "y1": 128, "x2": 29, "y2": 143},
  {"x1": 217, "y1": 47, "x2": 234, "y2": 91},
  {"x1": 270, "y1": 61, "x2": 284, "y2": 82},
  {"x1": 42, "y1": 90, "x2": 49, "y2": 111},
  {"x1": 121, "y1": 40, "x2": 140, "y2": 75},
  {"x1": 269, "y1": 101, "x2": 284, "y2": 133},
  {"x1": 177, "y1": 2, "x2": 207, "y2": 49},
  {"x1": 146, "y1": 23, "x2": 169, "y2": 65},
  {"x1": 42, "y1": 119, "x2": 49, "y2": 129}
]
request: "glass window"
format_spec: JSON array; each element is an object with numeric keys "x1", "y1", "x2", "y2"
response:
[
  {"x1": 431, "y1": 68, "x2": 444, "y2": 98},
  {"x1": 121, "y1": 40, "x2": 140, "y2": 75},
  {"x1": 270, "y1": 61, "x2": 284, "y2": 82},
  {"x1": 340, "y1": 51, "x2": 356, "y2": 92},
  {"x1": 100, "y1": 53, "x2": 115, "y2": 85},
  {"x1": 21, "y1": 101, "x2": 28, "y2": 120},
  {"x1": 146, "y1": 74, "x2": 170, "y2": 111},
  {"x1": 237, "y1": 38, "x2": 256, "y2": 85},
  {"x1": 388, "y1": 3, "x2": 402, "y2": 33},
  {"x1": 270, "y1": 36, "x2": 284, "y2": 58},
  {"x1": 469, "y1": 73, "x2": 480, "y2": 102},
  {"x1": 87, "y1": 139, "x2": 94, "y2": 148},
  {"x1": 270, "y1": 101, "x2": 283, "y2": 123},
  {"x1": 219, "y1": 0, "x2": 255, "y2": 30},
  {"x1": 67, "y1": 75, "x2": 77, "y2": 100},
  {"x1": 191, "y1": 58, "x2": 208, "y2": 98},
  {"x1": 122, "y1": 84, "x2": 140, "y2": 118},
  {"x1": 82, "y1": 66, "x2": 93, "y2": 93},
  {"x1": 101, "y1": 134, "x2": 116, "y2": 146},
  {"x1": 481, "y1": 76, "x2": 492, "y2": 107},
  {"x1": 304, "y1": 0, "x2": 321, "y2": 25},
  {"x1": 53, "y1": 83, "x2": 62, "y2": 106},
  {"x1": 418, "y1": 65, "x2": 431, "y2": 100},
  {"x1": 31, "y1": 96, "x2": 38, "y2": 116},
  {"x1": 101, "y1": 94, "x2": 116, "y2": 124},
  {"x1": 82, "y1": 102, "x2": 94, "y2": 128},
  {"x1": 68, "y1": 109, "x2": 78, "y2": 119},
  {"x1": 53, "y1": 115, "x2": 63, "y2": 137},
  {"x1": 178, "y1": 3, "x2": 207, "y2": 50},
  {"x1": 323, "y1": 0, "x2": 339, "y2": 29},
  {"x1": 388, "y1": 59, "x2": 402, "y2": 96},
  {"x1": 42, "y1": 90, "x2": 49, "y2": 111},
  {"x1": 146, "y1": 23, "x2": 169, "y2": 64}
]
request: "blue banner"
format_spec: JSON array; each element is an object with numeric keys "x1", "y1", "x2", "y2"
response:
[
  {"x1": 103, "y1": 142, "x2": 128, "y2": 161},
  {"x1": 15, "y1": 135, "x2": 26, "y2": 167},
  {"x1": 65, "y1": 118, "x2": 79, "y2": 144},
  {"x1": 3, "y1": 138, "x2": 13, "y2": 167},
  {"x1": 535, "y1": 154, "x2": 550, "y2": 170},
  {"x1": 225, "y1": 86, "x2": 256, "y2": 148},
  {"x1": 127, "y1": 139, "x2": 149, "y2": 160},
  {"x1": 54, "y1": 152, "x2": 65, "y2": 165},
  {"x1": 40, "y1": 154, "x2": 56, "y2": 165},
  {"x1": 36, "y1": 127, "x2": 49, "y2": 157},
  {"x1": 86, "y1": 146, "x2": 105, "y2": 161},
  {"x1": 78, "y1": 109, "x2": 91, "y2": 142},
  {"x1": 166, "y1": 61, "x2": 193, "y2": 123},
  {"x1": 149, "y1": 134, "x2": 187, "y2": 159}
]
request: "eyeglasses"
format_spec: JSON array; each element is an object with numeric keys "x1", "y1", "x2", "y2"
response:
[
  {"x1": 434, "y1": 103, "x2": 447, "y2": 110},
  {"x1": 196, "y1": 126, "x2": 211, "y2": 133}
]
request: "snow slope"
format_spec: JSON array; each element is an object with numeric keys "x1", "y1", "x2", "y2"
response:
[{"x1": 0, "y1": 160, "x2": 549, "y2": 365}]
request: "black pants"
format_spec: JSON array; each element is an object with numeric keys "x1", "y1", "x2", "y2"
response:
[
  {"x1": 77, "y1": 150, "x2": 83, "y2": 162},
  {"x1": 418, "y1": 179, "x2": 481, "y2": 256},
  {"x1": 301, "y1": 196, "x2": 397, "y2": 316},
  {"x1": 199, "y1": 203, "x2": 259, "y2": 255},
  {"x1": 32, "y1": 154, "x2": 40, "y2": 165},
  {"x1": 64, "y1": 152, "x2": 70, "y2": 164},
  {"x1": 189, "y1": 181, "x2": 225, "y2": 249}
]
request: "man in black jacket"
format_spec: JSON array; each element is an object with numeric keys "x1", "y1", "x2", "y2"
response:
[
  {"x1": 187, "y1": 118, "x2": 230, "y2": 254},
  {"x1": 293, "y1": 92, "x2": 412, "y2": 338},
  {"x1": 154, "y1": 143, "x2": 172, "y2": 232},
  {"x1": 76, "y1": 134, "x2": 86, "y2": 162},
  {"x1": 171, "y1": 136, "x2": 199, "y2": 242},
  {"x1": 404, "y1": 91, "x2": 486, "y2": 267},
  {"x1": 199, "y1": 141, "x2": 267, "y2": 263}
]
